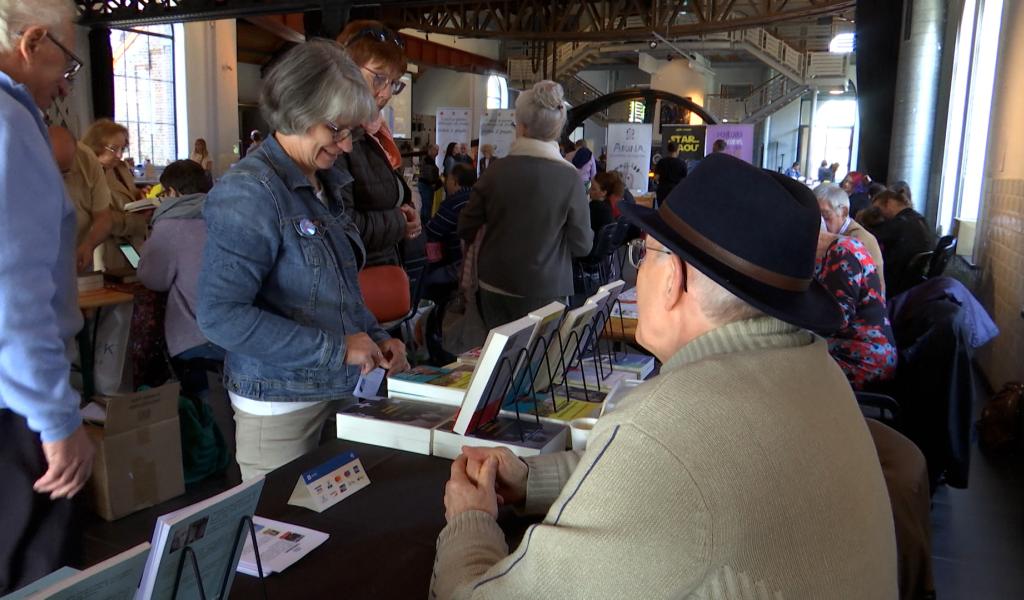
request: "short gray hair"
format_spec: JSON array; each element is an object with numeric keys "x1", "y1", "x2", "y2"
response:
[
  {"x1": 0, "y1": 0, "x2": 75, "y2": 53},
  {"x1": 687, "y1": 263, "x2": 763, "y2": 325},
  {"x1": 260, "y1": 39, "x2": 376, "y2": 136},
  {"x1": 515, "y1": 80, "x2": 567, "y2": 142},
  {"x1": 813, "y1": 183, "x2": 850, "y2": 215}
]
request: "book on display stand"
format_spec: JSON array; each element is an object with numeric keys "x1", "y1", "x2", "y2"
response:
[{"x1": 135, "y1": 478, "x2": 267, "y2": 600}]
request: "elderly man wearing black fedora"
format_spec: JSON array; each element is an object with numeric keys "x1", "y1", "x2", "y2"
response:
[{"x1": 431, "y1": 153, "x2": 898, "y2": 599}]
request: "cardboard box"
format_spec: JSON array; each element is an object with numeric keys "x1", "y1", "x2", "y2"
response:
[{"x1": 85, "y1": 383, "x2": 185, "y2": 521}]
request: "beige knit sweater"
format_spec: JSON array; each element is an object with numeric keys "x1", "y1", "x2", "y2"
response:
[{"x1": 430, "y1": 316, "x2": 898, "y2": 599}]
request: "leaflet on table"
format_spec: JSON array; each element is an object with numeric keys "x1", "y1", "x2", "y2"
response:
[
  {"x1": 236, "y1": 517, "x2": 329, "y2": 577},
  {"x1": 287, "y1": 450, "x2": 370, "y2": 513},
  {"x1": 17, "y1": 544, "x2": 149, "y2": 600},
  {"x1": 135, "y1": 477, "x2": 264, "y2": 600}
]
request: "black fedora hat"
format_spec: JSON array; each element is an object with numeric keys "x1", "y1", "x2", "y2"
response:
[{"x1": 619, "y1": 153, "x2": 842, "y2": 332}]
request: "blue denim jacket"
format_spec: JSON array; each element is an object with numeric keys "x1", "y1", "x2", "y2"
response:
[{"x1": 198, "y1": 135, "x2": 389, "y2": 402}]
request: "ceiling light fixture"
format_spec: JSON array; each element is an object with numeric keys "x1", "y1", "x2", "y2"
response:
[{"x1": 829, "y1": 32, "x2": 855, "y2": 54}]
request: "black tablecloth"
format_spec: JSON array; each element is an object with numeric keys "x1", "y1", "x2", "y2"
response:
[{"x1": 80, "y1": 440, "x2": 531, "y2": 599}]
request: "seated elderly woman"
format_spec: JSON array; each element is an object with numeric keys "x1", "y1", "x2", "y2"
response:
[
  {"x1": 458, "y1": 81, "x2": 593, "y2": 329},
  {"x1": 815, "y1": 224, "x2": 897, "y2": 389},
  {"x1": 814, "y1": 183, "x2": 885, "y2": 293},
  {"x1": 197, "y1": 39, "x2": 408, "y2": 480}
]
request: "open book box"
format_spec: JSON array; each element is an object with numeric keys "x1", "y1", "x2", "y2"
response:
[{"x1": 84, "y1": 383, "x2": 185, "y2": 521}]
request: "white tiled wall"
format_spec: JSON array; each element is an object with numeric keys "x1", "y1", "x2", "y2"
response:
[{"x1": 976, "y1": 178, "x2": 1024, "y2": 387}]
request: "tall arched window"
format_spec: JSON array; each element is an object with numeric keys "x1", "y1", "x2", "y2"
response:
[{"x1": 486, "y1": 75, "x2": 508, "y2": 109}]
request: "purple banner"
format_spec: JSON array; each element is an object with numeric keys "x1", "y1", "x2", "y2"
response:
[{"x1": 705, "y1": 124, "x2": 755, "y2": 164}]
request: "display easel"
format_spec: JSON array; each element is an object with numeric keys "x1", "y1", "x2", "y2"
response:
[{"x1": 171, "y1": 515, "x2": 268, "y2": 600}]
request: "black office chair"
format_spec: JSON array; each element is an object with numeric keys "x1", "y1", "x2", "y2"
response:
[
  {"x1": 926, "y1": 235, "x2": 957, "y2": 279},
  {"x1": 856, "y1": 391, "x2": 902, "y2": 428},
  {"x1": 895, "y1": 251, "x2": 933, "y2": 296}
]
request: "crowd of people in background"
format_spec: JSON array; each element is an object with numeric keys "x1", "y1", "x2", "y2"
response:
[{"x1": 1, "y1": 1, "x2": 948, "y2": 596}]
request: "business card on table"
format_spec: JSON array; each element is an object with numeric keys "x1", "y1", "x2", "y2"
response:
[{"x1": 287, "y1": 451, "x2": 370, "y2": 513}]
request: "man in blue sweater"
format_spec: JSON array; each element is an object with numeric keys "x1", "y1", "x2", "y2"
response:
[{"x1": 0, "y1": 1, "x2": 95, "y2": 592}]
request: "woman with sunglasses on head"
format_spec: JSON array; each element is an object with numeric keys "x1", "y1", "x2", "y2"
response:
[
  {"x1": 335, "y1": 20, "x2": 422, "y2": 268},
  {"x1": 197, "y1": 40, "x2": 409, "y2": 480},
  {"x1": 81, "y1": 119, "x2": 149, "y2": 272}
]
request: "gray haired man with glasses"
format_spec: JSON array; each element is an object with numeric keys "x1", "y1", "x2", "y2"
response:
[{"x1": 0, "y1": 0, "x2": 95, "y2": 593}]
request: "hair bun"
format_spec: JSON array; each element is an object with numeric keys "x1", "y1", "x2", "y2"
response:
[{"x1": 531, "y1": 80, "x2": 565, "y2": 111}]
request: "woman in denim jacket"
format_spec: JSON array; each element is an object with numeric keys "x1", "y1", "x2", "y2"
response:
[{"x1": 198, "y1": 40, "x2": 409, "y2": 480}]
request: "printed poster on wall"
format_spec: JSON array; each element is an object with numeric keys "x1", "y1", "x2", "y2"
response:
[
  {"x1": 704, "y1": 124, "x2": 755, "y2": 163},
  {"x1": 435, "y1": 107, "x2": 471, "y2": 170},
  {"x1": 478, "y1": 109, "x2": 516, "y2": 164},
  {"x1": 607, "y1": 123, "x2": 653, "y2": 195},
  {"x1": 661, "y1": 125, "x2": 706, "y2": 160}
]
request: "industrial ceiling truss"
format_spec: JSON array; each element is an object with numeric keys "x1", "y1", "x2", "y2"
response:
[{"x1": 77, "y1": 0, "x2": 854, "y2": 41}]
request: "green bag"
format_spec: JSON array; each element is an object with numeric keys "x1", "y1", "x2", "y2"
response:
[{"x1": 178, "y1": 396, "x2": 229, "y2": 484}]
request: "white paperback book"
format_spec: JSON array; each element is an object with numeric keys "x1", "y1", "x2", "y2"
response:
[
  {"x1": 135, "y1": 477, "x2": 264, "y2": 600},
  {"x1": 531, "y1": 302, "x2": 600, "y2": 393},
  {"x1": 14, "y1": 544, "x2": 149, "y2": 600},
  {"x1": 336, "y1": 396, "x2": 458, "y2": 455},
  {"x1": 451, "y1": 314, "x2": 541, "y2": 435}
]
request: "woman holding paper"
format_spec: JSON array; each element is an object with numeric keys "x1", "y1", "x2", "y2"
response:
[
  {"x1": 81, "y1": 119, "x2": 149, "y2": 272},
  {"x1": 198, "y1": 40, "x2": 408, "y2": 480},
  {"x1": 458, "y1": 80, "x2": 593, "y2": 328}
]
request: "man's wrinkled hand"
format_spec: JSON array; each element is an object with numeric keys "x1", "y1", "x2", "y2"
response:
[{"x1": 444, "y1": 454, "x2": 499, "y2": 522}]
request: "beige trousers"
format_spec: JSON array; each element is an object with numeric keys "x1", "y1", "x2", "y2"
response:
[{"x1": 233, "y1": 401, "x2": 343, "y2": 481}]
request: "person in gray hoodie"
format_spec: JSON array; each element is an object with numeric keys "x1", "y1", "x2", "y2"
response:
[{"x1": 137, "y1": 159, "x2": 223, "y2": 398}]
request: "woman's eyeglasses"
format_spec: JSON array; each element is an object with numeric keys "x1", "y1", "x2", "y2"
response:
[
  {"x1": 325, "y1": 122, "x2": 364, "y2": 144},
  {"x1": 347, "y1": 27, "x2": 405, "y2": 50},
  {"x1": 104, "y1": 143, "x2": 129, "y2": 156},
  {"x1": 360, "y1": 66, "x2": 406, "y2": 96}
]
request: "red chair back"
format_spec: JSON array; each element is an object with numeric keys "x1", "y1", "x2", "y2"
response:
[{"x1": 359, "y1": 265, "x2": 411, "y2": 324}]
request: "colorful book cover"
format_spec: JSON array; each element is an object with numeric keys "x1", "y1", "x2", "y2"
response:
[
  {"x1": 599, "y1": 353, "x2": 655, "y2": 378},
  {"x1": 339, "y1": 397, "x2": 457, "y2": 429},
  {"x1": 504, "y1": 396, "x2": 602, "y2": 423}
]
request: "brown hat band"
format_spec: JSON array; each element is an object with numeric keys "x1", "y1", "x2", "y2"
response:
[{"x1": 657, "y1": 205, "x2": 812, "y2": 293}]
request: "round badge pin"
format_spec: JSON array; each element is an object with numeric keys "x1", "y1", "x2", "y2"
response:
[{"x1": 299, "y1": 218, "x2": 318, "y2": 237}]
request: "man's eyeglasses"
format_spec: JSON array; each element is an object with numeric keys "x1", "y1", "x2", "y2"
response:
[
  {"x1": 627, "y1": 238, "x2": 673, "y2": 268},
  {"x1": 347, "y1": 27, "x2": 405, "y2": 50},
  {"x1": 45, "y1": 32, "x2": 82, "y2": 82},
  {"x1": 325, "y1": 122, "x2": 364, "y2": 144},
  {"x1": 628, "y1": 238, "x2": 688, "y2": 291},
  {"x1": 360, "y1": 66, "x2": 406, "y2": 96},
  {"x1": 18, "y1": 30, "x2": 83, "y2": 82}
]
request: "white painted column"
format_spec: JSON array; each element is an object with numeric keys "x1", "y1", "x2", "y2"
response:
[{"x1": 181, "y1": 20, "x2": 240, "y2": 178}]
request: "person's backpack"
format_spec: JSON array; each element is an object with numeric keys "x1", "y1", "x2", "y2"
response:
[
  {"x1": 977, "y1": 382, "x2": 1024, "y2": 456},
  {"x1": 179, "y1": 395, "x2": 229, "y2": 484}
]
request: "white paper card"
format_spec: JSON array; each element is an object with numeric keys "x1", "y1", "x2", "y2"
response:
[
  {"x1": 354, "y1": 367, "x2": 386, "y2": 400},
  {"x1": 287, "y1": 451, "x2": 370, "y2": 513}
]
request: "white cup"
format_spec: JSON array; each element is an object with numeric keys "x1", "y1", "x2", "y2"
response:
[{"x1": 569, "y1": 417, "x2": 599, "y2": 451}]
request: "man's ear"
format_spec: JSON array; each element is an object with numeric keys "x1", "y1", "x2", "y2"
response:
[
  {"x1": 663, "y1": 254, "x2": 686, "y2": 312},
  {"x1": 18, "y1": 26, "x2": 47, "y2": 64}
]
